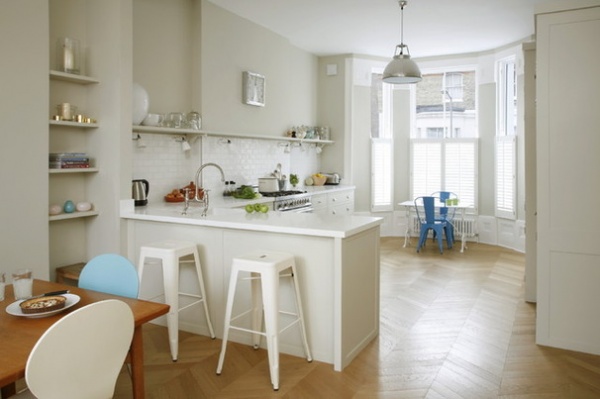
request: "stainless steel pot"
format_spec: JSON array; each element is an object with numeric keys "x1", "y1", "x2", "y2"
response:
[
  {"x1": 258, "y1": 177, "x2": 279, "y2": 192},
  {"x1": 324, "y1": 173, "x2": 341, "y2": 185}
]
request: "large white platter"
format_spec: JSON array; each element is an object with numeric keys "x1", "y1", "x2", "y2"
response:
[{"x1": 5, "y1": 294, "x2": 80, "y2": 318}]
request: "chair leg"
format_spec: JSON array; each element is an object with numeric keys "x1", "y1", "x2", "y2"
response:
[
  {"x1": 261, "y1": 270, "x2": 280, "y2": 391},
  {"x1": 192, "y1": 248, "x2": 216, "y2": 339},
  {"x1": 162, "y1": 256, "x2": 180, "y2": 362},
  {"x1": 289, "y1": 266, "x2": 312, "y2": 362},
  {"x1": 416, "y1": 229, "x2": 428, "y2": 252},
  {"x1": 436, "y1": 230, "x2": 444, "y2": 253},
  {"x1": 216, "y1": 268, "x2": 239, "y2": 375},
  {"x1": 251, "y1": 272, "x2": 263, "y2": 349}
]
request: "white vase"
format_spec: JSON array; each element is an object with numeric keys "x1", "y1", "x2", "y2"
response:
[{"x1": 132, "y1": 83, "x2": 149, "y2": 125}]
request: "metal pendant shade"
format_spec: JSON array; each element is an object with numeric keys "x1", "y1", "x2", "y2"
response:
[{"x1": 383, "y1": 1, "x2": 422, "y2": 84}]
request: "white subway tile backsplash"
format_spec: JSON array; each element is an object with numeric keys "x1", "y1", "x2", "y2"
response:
[{"x1": 132, "y1": 134, "x2": 321, "y2": 204}]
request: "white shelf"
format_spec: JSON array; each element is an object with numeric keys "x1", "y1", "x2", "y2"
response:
[
  {"x1": 49, "y1": 210, "x2": 99, "y2": 222},
  {"x1": 50, "y1": 120, "x2": 99, "y2": 128},
  {"x1": 131, "y1": 125, "x2": 334, "y2": 145},
  {"x1": 49, "y1": 70, "x2": 99, "y2": 85},
  {"x1": 49, "y1": 168, "x2": 99, "y2": 174}
]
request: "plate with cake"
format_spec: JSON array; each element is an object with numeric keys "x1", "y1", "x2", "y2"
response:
[{"x1": 6, "y1": 294, "x2": 80, "y2": 318}]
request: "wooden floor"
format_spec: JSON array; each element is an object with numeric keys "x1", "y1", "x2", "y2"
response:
[{"x1": 113, "y1": 238, "x2": 600, "y2": 398}]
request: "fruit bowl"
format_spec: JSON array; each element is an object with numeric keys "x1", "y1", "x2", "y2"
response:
[{"x1": 312, "y1": 175, "x2": 327, "y2": 186}]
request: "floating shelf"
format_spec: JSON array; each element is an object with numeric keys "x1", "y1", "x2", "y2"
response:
[
  {"x1": 49, "y1": 168, "x2": 99, "y2": 174},
  {"x1": 50, "y1": 120, "x2": 99, "y2": 128},
  {"x1": 131, "y1": 125, "x2": 334, "y2": 145},
  {"x1": 49, "y1": 210, "x2": 99, "y2": 222},
  {"x1": 49, "y1": 70, "x2": 99, "y2": 84}
]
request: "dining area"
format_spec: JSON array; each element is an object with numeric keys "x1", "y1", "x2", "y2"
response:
[
  {"x1": 399, "y1": 191, "x2": 477, "y2": 254},
  {"x1": 0, "y1": 278, "x2": 169, "y2": 398}
]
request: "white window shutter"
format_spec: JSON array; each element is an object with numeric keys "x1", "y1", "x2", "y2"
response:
[
  {"x1": 410, "y1": 138, "x2": 477, "y2": 209},
  {"x1": 495, "y1": 135, "x2": 516, "y2": 219},
  {"x1": 410, "y1": 140, "x2": 442, "y2": 199},
  {"x1": 371, "y1": 138, "x2": 393, "y2": 211}
]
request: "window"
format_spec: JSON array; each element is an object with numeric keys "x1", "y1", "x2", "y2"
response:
[
  {"x1": 445, "y1": 72, "x2": 464, "y2": 102},
  {"x1": 496, "y1": 136, "x2": 516, "y2": 219},
  {"x1": 411, "y1": 68, "x2": 478, "y2": 208},
  {"x1": 411, "y1": 139, "x2": 477, "y2": 207},
  {"x1": 497, "y1": 58, "x2": 517, "y2": 137},
  {"x1": 495, "y1": 57, "x2": 517, "y2": 219},
  {"x1": 371, "y1": 72, "x2": 393, "y2": 211}
]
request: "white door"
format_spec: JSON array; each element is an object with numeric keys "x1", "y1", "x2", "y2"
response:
[{"x1": 536, "y1": 4, "x2": 600, "y2": 354}]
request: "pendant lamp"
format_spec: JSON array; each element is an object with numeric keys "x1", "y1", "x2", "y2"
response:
[{"x1": 383, "y1": 0, "x2": 422, "y2": 84}]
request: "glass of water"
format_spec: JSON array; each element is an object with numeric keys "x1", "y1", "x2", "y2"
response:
[{"x1": 12, "y1": 269, "x2": 33, "y2": 300}]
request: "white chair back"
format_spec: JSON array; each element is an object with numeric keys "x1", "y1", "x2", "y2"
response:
[{"x1": 22, "y1": 299, "x2": 134, "y2": 399}]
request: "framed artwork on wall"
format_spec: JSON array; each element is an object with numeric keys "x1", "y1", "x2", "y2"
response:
[{"x1": 242, "y1": 71, "x2": 265, "y2": 107}]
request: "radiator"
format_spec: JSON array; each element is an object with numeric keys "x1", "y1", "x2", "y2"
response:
[{"x1": 410, "y1": 215, "x2": 477, "y2": 237}]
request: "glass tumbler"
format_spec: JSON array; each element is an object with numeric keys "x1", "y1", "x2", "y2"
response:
[{"x1": 12, "y1": 269, "x2": 33, "y2": 300}]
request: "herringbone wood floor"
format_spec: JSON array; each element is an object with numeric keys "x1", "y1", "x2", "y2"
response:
[{"x1": 113, "y1": 238, "x2": 600, "y2": 398}]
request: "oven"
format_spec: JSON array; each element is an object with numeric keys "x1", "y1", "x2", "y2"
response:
[{"x1": 259, "y1": 190, "x2": 313, "y2": 213}]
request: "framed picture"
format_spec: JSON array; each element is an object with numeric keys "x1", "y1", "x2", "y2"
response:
[{"x1": 242, "y1": 71, "x2": 266, "y2": 107}]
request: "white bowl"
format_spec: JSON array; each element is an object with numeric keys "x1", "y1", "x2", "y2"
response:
[
  {"x1": 76, "y1": 202, "x2": 92, "y2": 212},
  {"x1": 132, "y1": 83, "x2": 149, "y2": 125},
  {"x1": 142, "y1": 113, "x2": 162, "y2": 126}
]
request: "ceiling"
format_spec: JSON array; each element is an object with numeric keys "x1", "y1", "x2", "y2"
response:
[{"x1": 206, "y1": 0, "x2": 554, "y2": 59}]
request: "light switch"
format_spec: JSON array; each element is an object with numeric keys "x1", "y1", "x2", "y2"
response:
[{"x1": 326, "y1": 64, "x2": 338, "y2": 76}]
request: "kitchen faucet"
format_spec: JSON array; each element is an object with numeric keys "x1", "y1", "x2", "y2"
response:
[{"x1": 182, "y1": 162, "x2": 225, "y2": 216}]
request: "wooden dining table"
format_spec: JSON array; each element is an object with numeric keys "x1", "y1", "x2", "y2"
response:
[{"x1": 0, "y1": 279, "x2": 169, "y2": 399}]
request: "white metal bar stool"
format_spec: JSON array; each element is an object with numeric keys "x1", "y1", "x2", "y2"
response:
[
  {"x1": 137, "y1": 240, "x2": 215, "y2": 361},
  {"x1": 216, "y1": 250, "x2": 312, "y2": 391}
]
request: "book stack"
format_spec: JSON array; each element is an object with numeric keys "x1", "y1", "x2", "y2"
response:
[{"x1": 49, "y1": 153, "x2": 91, "y2": 169}]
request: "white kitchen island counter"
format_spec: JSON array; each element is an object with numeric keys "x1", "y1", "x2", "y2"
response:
[{"x1": 121, "y1": 200, "x2": 382, "y2": 371}]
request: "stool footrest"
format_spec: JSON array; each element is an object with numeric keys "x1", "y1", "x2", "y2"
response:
[{"x1": 229, "y1": 325, "x2": 267, "y2": 337}]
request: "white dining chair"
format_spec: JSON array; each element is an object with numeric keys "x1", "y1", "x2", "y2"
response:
[{"x1": 14, "y1": 299, "x2": 134, "y2": 399}]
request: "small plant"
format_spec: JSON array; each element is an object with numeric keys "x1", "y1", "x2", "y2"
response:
[{"x1": 290, "y1": 174, "x2": 299, "y2": 187}]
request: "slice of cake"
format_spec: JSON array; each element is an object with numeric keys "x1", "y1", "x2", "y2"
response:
[{"x1": 20, "y1": 296, "x2": 67, "y2": 314}]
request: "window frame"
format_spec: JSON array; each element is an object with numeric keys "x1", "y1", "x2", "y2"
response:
[{"x1": 370, "y1": 70, "x2": 394, "y2": 212}]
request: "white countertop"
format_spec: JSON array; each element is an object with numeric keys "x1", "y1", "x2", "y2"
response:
[{"x1": 120, "y1": 185, "x2": 380, "y2": 239}]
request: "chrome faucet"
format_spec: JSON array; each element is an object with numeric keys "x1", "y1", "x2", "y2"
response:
[{"x1": 182, "y1": 163, "x2": 225, "y2": 216}]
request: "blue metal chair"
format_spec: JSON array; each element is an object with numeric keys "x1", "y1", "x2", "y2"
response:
[
  {"x1": 415, "y1": 196, "x2": 453, "y2": 253},
  {"x1": 79, "y1": 254, "x2": 139, "y2": 298},
  {"x1": 430, "y1": 191, "x2": 457, "y2": 243}
]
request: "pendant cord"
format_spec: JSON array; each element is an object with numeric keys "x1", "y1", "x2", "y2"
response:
[{"x1": 400, "y1": 1, "x2": 405, "y2": 45}]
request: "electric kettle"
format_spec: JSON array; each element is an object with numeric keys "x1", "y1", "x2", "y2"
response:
[{"x1": 132, "y1": 179, "x2": 149, "y2": 206}]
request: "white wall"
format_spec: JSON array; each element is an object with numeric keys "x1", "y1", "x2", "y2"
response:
[
  {"x1": 200, "y1": 0, "x2": 318, "y2": 136},
  {"x1": 131, "y1": 0, "x2": 322, "y2": 199},
  {"x1": 0, "y1": 1, "x2": 50, "y2": 280}
]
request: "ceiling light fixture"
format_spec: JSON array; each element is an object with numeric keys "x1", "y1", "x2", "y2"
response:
[{"x1": 383, "y1": 0, "x2": 422, "y2": 84}]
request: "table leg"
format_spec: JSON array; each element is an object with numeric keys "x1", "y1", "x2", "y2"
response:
[
  {"x1": 403, "y1": 206, "x2": 412, "y2": 248},
  {"x1": 130, "y1": 325, "x2": 145, "y2": 399},
  {"x1": 1, "y1": 383, "x2": 16, "y2": 398},
  {"x1": 459, "y1": 208, "x2": 468, "y2": 253}
]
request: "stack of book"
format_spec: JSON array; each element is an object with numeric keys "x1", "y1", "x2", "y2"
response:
[{"x1": 49, "y1": 153, "x2": 90, "y2": 169}]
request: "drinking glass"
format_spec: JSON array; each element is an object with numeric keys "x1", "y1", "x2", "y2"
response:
[
  {"x1": 0, "y1": 272, "x2": 5, "y2": 301},
  {"x1": 12, "y1": 269, "x2": 33, "y2": 300}
]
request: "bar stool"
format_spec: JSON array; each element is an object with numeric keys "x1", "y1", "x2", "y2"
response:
[
  {"x1": 137, "y1": 240, "x2": 215, "y2": 361},
  {"x1": 216, "y1": 250, "x2": 312, "y2": 391}
]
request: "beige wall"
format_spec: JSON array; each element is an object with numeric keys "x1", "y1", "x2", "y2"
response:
[
  {"x1": 200, "y1": 0, "x2": 317, "y2": 136},
  {"x1": 132, "y1": 0, "x2": 318, "y2": 137},
  {"x1": 0, "y1": 1, "x2": 50, "y2": 279}
]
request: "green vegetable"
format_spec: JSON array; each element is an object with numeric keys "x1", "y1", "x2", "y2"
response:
[
  {"x1": 290, "y1": 174, "x2": 299, "y2": 187},
  {"x1": 232, "y1": 185, "x2": 257, "y2": 199}
]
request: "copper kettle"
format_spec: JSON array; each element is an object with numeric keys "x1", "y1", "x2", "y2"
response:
[{"x1": 132, "y1": 179, "x2": 149, "y2": 206}]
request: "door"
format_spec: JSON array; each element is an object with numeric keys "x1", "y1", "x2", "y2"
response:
[{"x1": 536, "y1": 4, "x2": 600, "y2": 354}]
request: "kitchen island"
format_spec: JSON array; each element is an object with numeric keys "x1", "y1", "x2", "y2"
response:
[{"x1": 120, "y1": 199, "x2": 381, "y2": 371}]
